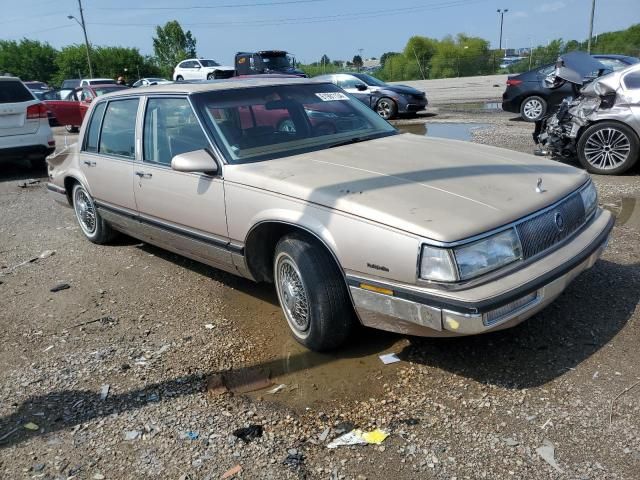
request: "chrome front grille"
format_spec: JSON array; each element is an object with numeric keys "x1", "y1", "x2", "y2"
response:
[{"x1": 516, "y1": 191, "x2": 586, "y2": 259}]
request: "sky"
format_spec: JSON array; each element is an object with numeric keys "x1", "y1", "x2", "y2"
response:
[{"x1": 1, "y1": 0, "x2": 639, "y2": 65}]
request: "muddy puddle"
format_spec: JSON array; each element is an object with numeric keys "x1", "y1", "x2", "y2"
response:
[
  {"x1": 398, "y1": 122, "x2": 490, "y2": 141},
  {"x1": 218, "y1": 283, "x2": 408, "y2": 410},
  {"x1": 602, "y1": 197, "x2": 640, "y2": 229},
  {"x1": 438, "y1": 102, "x2": 503, "y2": 112}
]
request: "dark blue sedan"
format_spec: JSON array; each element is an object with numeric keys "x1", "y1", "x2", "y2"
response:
[{"x1": 315, "y1": 73, "x2": 427, "y2": 119}]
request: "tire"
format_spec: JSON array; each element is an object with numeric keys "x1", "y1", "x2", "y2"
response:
[
  {"x1": 71, "y1": 183, "x2": 115, "y2": 244},
  {"x1": 176, "y1": 75, "x2": 184, "y2": 82},
  {"x1": 273, "y1": 233, "x2": 354, "y2": 351},
  {"x1": 65, "y1": 125, "x2": 79, "y2": 133},
  {"x1": 207, "y1": 72, "x2": 215, "y2": 80},
  {"x1": 376, "y1": 97, "x2": 397, "y2": 120},
  {"x1": 577, "y1": 121, "x2": 639, "y2": 175},
  {"x1": 520, "y1": 96, "x2": 546, "y2": 122}
]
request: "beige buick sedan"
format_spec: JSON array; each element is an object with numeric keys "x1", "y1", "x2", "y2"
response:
[{"x1": 47, "y1": 78, "x2": 614, "y2": 351}]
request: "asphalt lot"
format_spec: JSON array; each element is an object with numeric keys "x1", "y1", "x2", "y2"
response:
[{"x1": 1, "y1": 97, "x2": 639, "y2": 479}]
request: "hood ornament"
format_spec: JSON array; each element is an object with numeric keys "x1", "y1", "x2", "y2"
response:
[{"x1": 536, "y1": 177, "x2": 546, "y2": 193}]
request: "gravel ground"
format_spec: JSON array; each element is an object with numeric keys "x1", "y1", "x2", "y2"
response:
[{"x1": 1, "y1": 113, "x2": 639, "y2": 480}]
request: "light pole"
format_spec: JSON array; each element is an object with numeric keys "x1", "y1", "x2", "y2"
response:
[
  {"x1": 67, "y1": 0, "x2": 93, "y2": 78},
  {"x1": 497, "y1": 9, "x2": 509, "y2": 56},
  {"x1": 587, "y1": 0, "x2": 596, "y2": 53}
]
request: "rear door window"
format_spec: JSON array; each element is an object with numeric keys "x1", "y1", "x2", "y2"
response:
[
  {"x1": 0, "y1": 80, "x2": 35, "y2": 103},
  {"x1": 84, "y1": 102, "x2": 107, "y2": 153},
  {"x1": 143, "y1": 97, "x2": 209, "y2": 166},
  {"x1": 99, "y1": 99, "x2": 139, "y2": 159}
]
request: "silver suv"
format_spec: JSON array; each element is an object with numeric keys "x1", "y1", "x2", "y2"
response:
[{"x1": 0, "y1": 77, "x2": 55, "y2": 166}]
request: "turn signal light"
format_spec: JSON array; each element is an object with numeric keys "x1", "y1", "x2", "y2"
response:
[
  {"x1": 26, "y1": 103, "x2": 48, "y2": 119},
  {"x1": 360, "y1": 283, "x2": 394, "y2": 296}
]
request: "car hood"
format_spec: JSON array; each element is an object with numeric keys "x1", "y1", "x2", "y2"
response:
[
  {"x1": 225, "y1": 134, "x2": 589, "y2": 242},
  {"x1": 374, "y1": 84, "x2": 423, "y2": 95},
  {"x1": 554, "y1": 51, "x2": 607, "y2": 84}
]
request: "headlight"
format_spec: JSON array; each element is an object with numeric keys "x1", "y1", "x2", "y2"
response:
[
  {"x1": 420, "y1": 245, "x2": 457, "y2": 282},
  {"x1": 454, "y1": 228, "x2": 522, "y2": 281},
  {"x1": 580, "y1": 181, "x2": 598, "y2": 217},
  {"x1": 419, "y1": 229, "x2": 522, "y2": 282}
]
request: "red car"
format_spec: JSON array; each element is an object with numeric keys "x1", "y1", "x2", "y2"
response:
[{"x1": 45, "y1": 84, "x2": 127, "y2": 132}]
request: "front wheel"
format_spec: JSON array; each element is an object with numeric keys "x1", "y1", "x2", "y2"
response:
[
  {"x1": 72, "y1": 183, "x2": 115, "y2": 244},
  {"x1": 376, "y1": 97, "x2": 397, "y2": 120},
  {"x1": 577, "y1": 122, "x2": 639, "y2": 175},
  {"x1": 175, "y1": 75, "x2": 184, "y2": 82},
  {"x1": 520, "y1": 96, "x2": 547, "y2": 122},
  {"x1": 273, "y1": 233, "x2": 354, "y2": 351}
]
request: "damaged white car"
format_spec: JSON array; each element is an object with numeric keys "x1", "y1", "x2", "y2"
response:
[{"x1": 535, "y1": 53, "x2": 640, "y2": 175}]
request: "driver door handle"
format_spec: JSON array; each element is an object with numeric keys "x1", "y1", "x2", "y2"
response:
[{"x1": 135, "y1": 171, "x2": 152, "y2": 179}]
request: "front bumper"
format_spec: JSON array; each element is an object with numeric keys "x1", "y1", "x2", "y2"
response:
[{"x1": 349, "y1": 209, "x2": 614, "y2": 337}]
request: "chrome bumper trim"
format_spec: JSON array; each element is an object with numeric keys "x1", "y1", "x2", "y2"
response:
[{"x1": 351, "y1": 212, "x2": 612, "y2": 337}]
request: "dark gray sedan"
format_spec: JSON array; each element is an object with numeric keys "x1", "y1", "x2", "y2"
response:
[{"x1": 315, "y1": 73, "x2": 427, "y2": 119}]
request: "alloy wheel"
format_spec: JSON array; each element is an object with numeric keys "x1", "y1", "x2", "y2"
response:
[
  {"x1": 377, "y1": 100, "x2": 392, "y2": 119},
  {"x1": 523, "y1": 98, "x2": 543, "y2": 120},
  {"x1": 583, "y1": 128, "x2": 631, "y2": 170},
  {"x1": 275, "y1": 254, "x2": 310, "y2": 336}
]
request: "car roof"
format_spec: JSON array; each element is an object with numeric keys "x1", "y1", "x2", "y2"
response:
[{"x1": 99, "y1": 77, "x2": 325, "y2": 98}]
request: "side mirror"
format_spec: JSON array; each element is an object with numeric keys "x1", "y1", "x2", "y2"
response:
[
  {"x1": 355, "y1": 83, "x2": 368, "y2": 91},
  {"x1": 171, "y1": 149, "x2": 219, "y2": 174}
]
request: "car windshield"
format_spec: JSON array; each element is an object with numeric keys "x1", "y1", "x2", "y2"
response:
[
  {"x1": 93, "y1": 86, "x2": 125, "y2": 96},
  {"x1": 262, "y1": 55, "x2": 291, "y2": 69},
  {"x1": 193, "y1": 83, "x2": 396, "y2": 164},
  {"x1": 89, "y1": 79, "x2": 116, "y2": 85},
  {"x1": 61, "y1": 80, "x2": 80, "y2": 89},
  {"x1": 200, "y1": 60, "x2": 220, "y2": 67},
  {"x1": 353, "y1": 73, "x2": 387, "y2": 87}
]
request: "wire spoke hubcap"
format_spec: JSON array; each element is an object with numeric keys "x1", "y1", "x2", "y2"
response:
[
  {"x1": 276, "y1": 256, "x2": 310, "y2": 333},
  {"x1": 74, "y1": 188, "x2": 97, "y2": 235},
  {"x1": 584, "y1": 128, "x2": 630, "y2": 170}
]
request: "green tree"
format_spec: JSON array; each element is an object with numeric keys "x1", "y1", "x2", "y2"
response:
[
  {"x1": 152, "y1": 20, "x2": 197, "y2": 77},
  {"x1": 93, "y1": 46, "x2": 160, "y2": 81},
  {"x1": 352, "y1": 55, "x2": 363, "y2": 71},
  {"x1": 54, "y1": 44, "x2": 93, "y2": 85},
  {"x1": 379, "y1": 52, "x2": 399, "y2": 68},
  {"x1": 0, "y1": 39, "x2": 58, "y2": 83},
  {"x1": 320, "y1": 54, "x2": 330, "y2": 65}
]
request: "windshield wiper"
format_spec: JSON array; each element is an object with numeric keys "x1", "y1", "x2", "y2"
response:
[{"x1": 328, "y1": 137, "x2": 366, "y2": 149}]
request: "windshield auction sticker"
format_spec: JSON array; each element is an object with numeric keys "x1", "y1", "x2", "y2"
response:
[{"x1": 315, "y1": 92, "x2": 349, "y2": 101}]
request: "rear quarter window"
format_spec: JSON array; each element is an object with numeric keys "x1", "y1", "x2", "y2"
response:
[
  {"x1": 83, "y1": 102, "x2": 107, "y2": 153},
  {"x1": 0, "y1": 80, "x2": 35, "y2": 103},
  {"x1": 98, "y1": 99, "x2": 139, "y2": 158},
  {"x1": 623, "y1": 71, "x2": 640, "y2": 90}
]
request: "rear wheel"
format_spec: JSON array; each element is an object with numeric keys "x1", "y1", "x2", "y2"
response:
[
  {"x1": 577, "y1": 121, "x2": 639, "y2": 175},
  {"x1": 376, "y1": 97, "x2": 397, "y2": 120},
  {"x1": 72, "y1": 183, "x2": 115, "y2": 244},
  {"x1": 207, "y1": 73, "x2": 214, "y2": 80},
  {"x1": 273, "y1": 233, "x2": 354, "y2": 351},
  {"x1": 176, "y1": 75, "x2": 184, "y2": 82},
  {"x1": 520, "y1": 96, "x2": 546, "y2": 122}
]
